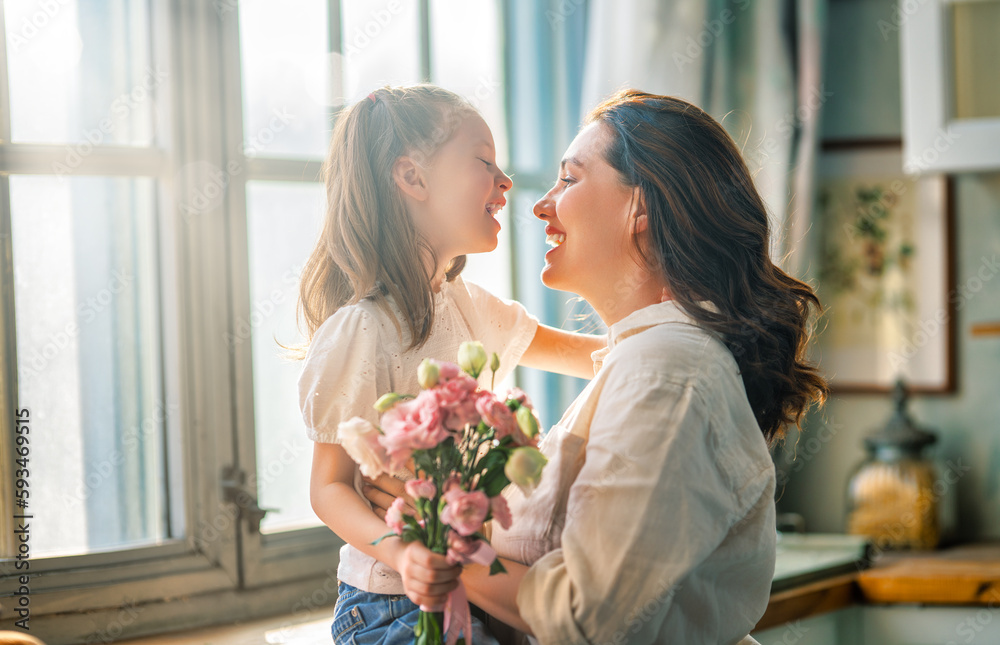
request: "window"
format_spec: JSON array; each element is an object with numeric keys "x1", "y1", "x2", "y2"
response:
[{"x1": 0, "y1": 0, "x2": 518, "y2": 640}]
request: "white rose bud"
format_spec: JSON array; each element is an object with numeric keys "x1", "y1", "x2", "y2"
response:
[
  {"x1": 505, "y1": 446, "x2": 547, "y2": 496},
  {"x1": 458, "y1": 341, "x2": 488, "y2": 378},
  {"x1": 417, "y1": 358, "x2": 440, "y2": 389},
  {"x1": 515, "y1": 405, "x2": 540, "y2": 439},
  {"x1": 338, "y1": 417, "x2": 388, "y2": 478},
  {"x1": 374, "y1": 393, "x2": 404, "y2": 413}
]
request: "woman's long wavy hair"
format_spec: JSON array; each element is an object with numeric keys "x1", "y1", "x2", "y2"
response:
[
  {"x1": 293, "y1": 85, "x2": 477, "y2": 357},
  {"x1": 588, "y1": 89, "x2": 828, "y2": 444}
]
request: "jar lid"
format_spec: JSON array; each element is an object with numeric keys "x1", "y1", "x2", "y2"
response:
[{"x1": 864, "y1": 379, "x2": 938, "y2": 453}]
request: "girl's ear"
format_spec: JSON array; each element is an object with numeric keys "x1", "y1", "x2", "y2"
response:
[{"x1": 392, "y1": 155, "x2": 429, "y2": 201}]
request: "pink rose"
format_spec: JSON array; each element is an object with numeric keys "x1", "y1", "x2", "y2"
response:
[
  {"x1": 379, "y1": 390, "x2": 449, "y2": 470},
  {"x1": 434, "y1": 373, "x2": 479, "y2": 407},
  {"x1": 505, "y1": 387, "x2": 534, "y2": 409},
  {"x1": 440, "y1": 487, "x2": 489, "y2": 537},
  {"x1": 404, "y1": 478, "x2": 437, "y2": 500},
  {"x1": 490, "y1": 495, "x2": 512, "y2": 531},
  {"x1": 475, "y1": 392, "x2": 518, "y2": 438},
  {"x1": 433, "y1": 374, "x2": 481, "y2": 430},
  {"x1": 433, "y1": 360, "x2": 462, "y2": 382},
  {"x1": 445, "y1": 397, "x2": 481, "y2": 431},
  {"x1": 441, "y1": 474, "x2": 462, "y2": 496},
  {"x1": 446, "y1": 532, "x2": 497, "y2": 566},
  {"x1": 385, "y1": 497, "x2": 407, "y2": 535}
]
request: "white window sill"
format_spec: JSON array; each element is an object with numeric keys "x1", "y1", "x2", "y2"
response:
[{"x1": 114, "y1": 613, "x2": 331, "y2": 645}]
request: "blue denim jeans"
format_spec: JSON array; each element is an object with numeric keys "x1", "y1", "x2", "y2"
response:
[{"x1": 332, "y1": 582, "x2": 501, "y2": 645}]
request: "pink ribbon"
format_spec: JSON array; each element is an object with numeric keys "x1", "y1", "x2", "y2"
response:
[
  {"x1": 443, "y1": 580, "x2": 472, "y2": 645},
  {"x1": 442, "y1": 540, "x2": 496, "y2": 645}
]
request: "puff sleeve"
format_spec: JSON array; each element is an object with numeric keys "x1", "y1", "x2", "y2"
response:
[
  {"x1": 298, "y1": 307, "x2": 386, "y2": 443},
  {"x1": 463, "y1": 280, "x2": 538, "y2": 383}
]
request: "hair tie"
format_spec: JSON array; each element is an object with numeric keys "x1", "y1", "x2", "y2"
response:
[{"x1": 367, "y1": 92, "x2": 378, "y2": 104}]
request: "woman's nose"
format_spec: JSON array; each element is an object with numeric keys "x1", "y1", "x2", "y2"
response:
[{"x1": 533, "y1": 190, "x2": 554, "y2": 220}]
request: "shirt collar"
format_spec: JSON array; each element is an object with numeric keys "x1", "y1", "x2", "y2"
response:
[{"x1": 590, "y1": 300, "x2": 714, "y2": 375}]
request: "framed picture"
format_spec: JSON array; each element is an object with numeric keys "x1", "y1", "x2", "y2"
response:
[{"x1": 814, "y1": 140, "x2": 955, "y2": 394}]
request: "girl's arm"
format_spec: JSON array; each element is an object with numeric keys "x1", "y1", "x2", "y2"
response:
[
  {"x1": 310, "y1": 442, "x2": 414, "y2": 573},
  {"x1": 366, "y1": 476, "x2": 532, "y2": 632},
  {"x1": 519, "y1": 325, "x2": 605, "y2": 380}
]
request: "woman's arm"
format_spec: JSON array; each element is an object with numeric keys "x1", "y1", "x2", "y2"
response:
[
  {"x1": 310, "y1": 442, "x2": 414, "y2": 572},
  {"x1": 461, "y1": 559, "x2": 532, "y2": 633},
  {"x1": 395, "y1": 542, "x2": 533, "y2": 634},
  {"x1": 519, "y1": 324, "x2": 605, "y2": 380}
]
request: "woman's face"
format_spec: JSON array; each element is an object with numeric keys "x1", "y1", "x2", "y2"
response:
[{"x1": 533, "y1": 123, "x2": 644, "y2": 309}]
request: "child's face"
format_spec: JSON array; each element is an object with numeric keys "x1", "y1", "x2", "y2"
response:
[{"x1": 417, "y1": 114, "x2": 512, "y2": 262}]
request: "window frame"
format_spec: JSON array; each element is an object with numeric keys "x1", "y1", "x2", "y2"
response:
[
  {"x1": 0, "y1": 0, "x2": 588, "y2": 640},
  {"x1": 0, "y1": 1, "x2": 339, "y2": 640}
]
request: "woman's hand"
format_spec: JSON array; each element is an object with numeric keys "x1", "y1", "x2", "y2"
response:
[
  {"x1": 398, "y1": 541, "x2": 463, "y2": 610},
  {"x1": 362, "y1": 473, "x2": 417, "y2": 519}
]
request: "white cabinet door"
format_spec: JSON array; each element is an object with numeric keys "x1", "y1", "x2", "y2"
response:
[{"x1": 901, "y1": 0, "x2": 1000, "y2": 173}]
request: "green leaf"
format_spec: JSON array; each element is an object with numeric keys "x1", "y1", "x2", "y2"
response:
[
  {"x1": 401, "y1": 527, "x2": 423, "y2": 543},
  {"x1": 473, "y1": 450, "x2": 507, "y2": 477},
  {"x1": 371, "y1": 531, "x2": 398, "y2": 546},
  {"x1": 490, "y1": 558, "x2": 507, "y2": 575},
  {"x1": 479, "y1": 468, "x2": 511, "y2": 497}
]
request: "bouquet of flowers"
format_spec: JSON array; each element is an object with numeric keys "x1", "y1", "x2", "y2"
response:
[{"x1": 338, "y1": 341, "x2": 548, "y2": 645}]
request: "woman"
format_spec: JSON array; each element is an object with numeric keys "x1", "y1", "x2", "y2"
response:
[{"x1": 372, "y1": 90, "x2": 828, "y2": 644}]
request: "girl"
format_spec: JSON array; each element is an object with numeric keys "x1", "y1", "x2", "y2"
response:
[{"x1": 296, "y1": 85, "x2": 602, "y2": 645}]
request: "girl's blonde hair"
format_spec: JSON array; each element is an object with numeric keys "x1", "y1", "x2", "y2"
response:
[{"x1": 295, "y1": 85, "x2": 478, "y2": 356}]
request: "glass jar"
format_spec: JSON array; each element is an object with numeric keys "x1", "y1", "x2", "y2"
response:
[{"x1": 846, "y1": 380, "x2": 942, "y2": 551}]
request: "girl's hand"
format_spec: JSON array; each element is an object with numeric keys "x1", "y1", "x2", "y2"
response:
[
  {"x1": 362, "y1": 474, "x2": 417, "y2": 519},
  {"x1": 399, "y1": 541, "x2": 463, "y2": 611}
]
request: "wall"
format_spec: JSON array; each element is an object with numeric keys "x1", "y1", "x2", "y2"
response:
[{"x1": 778, "y1": 0, "x2": 1000, "y2": 541}]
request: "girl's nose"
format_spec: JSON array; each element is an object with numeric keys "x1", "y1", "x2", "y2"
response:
[{"x1": 498, "y1": 169, "x2": 513, "y2": 193}]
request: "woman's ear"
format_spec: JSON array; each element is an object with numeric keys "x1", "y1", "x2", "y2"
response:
[
  {"x1": 392, "y1": 155, "x2": 429, "y2": 201},
  {"x1": 631, "y1": 189, "x2": 648, "y2": 235}
]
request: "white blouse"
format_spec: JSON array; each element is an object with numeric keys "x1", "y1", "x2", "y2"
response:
[
  {"x1": 299, "y1": 275, "x2": 539, "y2": 595},
  {"x1": 491, "y1": 301, "x2": 776, "y2": 645}
]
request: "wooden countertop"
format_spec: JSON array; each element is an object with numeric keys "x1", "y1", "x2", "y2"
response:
[
  {"x1": 856, "y1": 542, "x2": 1000, "y2": 605},
  {"x1": 755, "y1": 541, "x2": 1000, "y2": 632}
]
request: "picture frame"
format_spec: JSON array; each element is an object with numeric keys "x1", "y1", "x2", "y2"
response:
[{"x1": 814, "y1": 139, "x2": 955, "y2": 394}]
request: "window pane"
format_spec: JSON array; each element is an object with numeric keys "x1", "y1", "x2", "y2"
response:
[
  {"x1": 10, "y1": 175, "x2": 168, "y2": 557},
  {"x1": 429, "y1": 0, "x2": 512, "y2": 300},
  {"x1": 245, "y1": 181, "x2": 325, "y2": 533},
  {"x1": 238, "y1": 0, "x2": 330, "y2": 159},
  {"x1": 3, "y1": 0, "x2": 158, "y2": 146},
  {"x1": 341, "y1": 0, "x2": 422, "y2": 101},
  {"x1": 430, "y1": 0, "x2": 507, "y2": 167}
]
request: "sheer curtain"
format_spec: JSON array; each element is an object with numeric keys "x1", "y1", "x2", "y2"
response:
[{"x1": 580, "y1": 0, "x2": 828, "y2": 276}]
